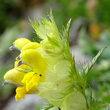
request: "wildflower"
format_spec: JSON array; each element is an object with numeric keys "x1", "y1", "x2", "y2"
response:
[{"x1": 3, "y1": 10, "x2": 100, "y2": 110}]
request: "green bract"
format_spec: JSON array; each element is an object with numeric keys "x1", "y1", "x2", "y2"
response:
[
  {"x1": 29, "y1": 10, "x2": 107, "y2": 110},
  {"x1": 30, "y1": 10, "x2": 108, "y2": 110}
]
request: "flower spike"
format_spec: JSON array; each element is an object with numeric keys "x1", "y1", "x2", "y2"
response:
[{"x1": 3, "y1": 10, "x2": 107, "y2": 110}]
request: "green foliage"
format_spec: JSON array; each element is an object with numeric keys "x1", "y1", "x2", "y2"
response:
[
  {"x1": 79, "y1": 47, "x2": 106, "y2": 76},
  {"x1": 89, "y1": 97, "x2": 110, "y2": 110},
  {"x1": 46, "y1": 0, "x2": 87, "y2": 28},
  {"x1": 0, "y1": 24, "x2": 21, "y2": 101},
  {"x1": 46, "y1": 0, "x2": 110, "y2": 30},
  {"x1": 78, "y1": 28, "x2": 98, "y2": 56},
  {"x1": 72, "y1": 47, "x2": 109, "y2": 109},
  {"x1": 0, "y1": 62, "x2": 14, "y2": 99},
  {"x1": 0, "y1": 0, "x2": 20, "y2": 34},
  {"x1": 95, "y1": 0, "x2": 110, "y2": 27},
  {"x1": 1, "y1": 6, "x2": 110, "y2": 109},
  {"x1": 29, "y1": 10, "x2": 72, "y2": 58},
  {"x1": 33, "y1": 10, "x2": 110, "y2": 110},
  {"x1": 78, "y1": 28, "x2": 110, "y2": 58},
  {"x1": 29, "y1": 10, "x2": 61, "y2": 40},
  {"x1": 62, "y1": 19, "x2": 72, "y2": 58},
  {"x1": 73, "y1": 47, "x2": 106, "y2": 89},
  {"x1": 78, "y1": 27, "x2": 110, "y2": 110},
  {"x1": 0, "y1": 25, "x2": 20, "y2": 56}
]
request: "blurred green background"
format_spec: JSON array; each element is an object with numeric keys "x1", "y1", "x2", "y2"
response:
[{"x1": 0, "y1": 0, "x2": 110, "y2": 110}]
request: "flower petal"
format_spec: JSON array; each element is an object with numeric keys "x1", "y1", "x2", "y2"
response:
[{"x1": 20, "y1": 49, "x2": 46, "y2": 74}]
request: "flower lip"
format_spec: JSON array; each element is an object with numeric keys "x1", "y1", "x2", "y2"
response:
[{"x1": 9, "y1": 45, "x2": 16, "y2": 50}]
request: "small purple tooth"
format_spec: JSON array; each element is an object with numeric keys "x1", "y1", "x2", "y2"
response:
[
  {"x1": 3, "y1": 81, "x2": 8, "y2": 85},
  {"x1": 9, "y1": 45, "x2": 15, "y2": 50},
  {"x1": 17, "y1": 55, "x2": 21, "y2": 60},
  {"x1": 17, "y1": 60, "x2": 22, "y2": 67}
]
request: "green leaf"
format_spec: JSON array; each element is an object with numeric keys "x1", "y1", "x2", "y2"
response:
[
  {"x1": 79, "y1": 47, "x2": 107, "y2": 77},
  {"x1": 89, "y1": 97, "x2": 110, "y2": 110},
  {"x1": 73, "y1": 47, "x2": 107, "y2": 95}
]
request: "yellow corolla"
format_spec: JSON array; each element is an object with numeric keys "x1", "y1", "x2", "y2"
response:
[{"x1": 4, "y1": 39, "x2": 47, "y2": 101}]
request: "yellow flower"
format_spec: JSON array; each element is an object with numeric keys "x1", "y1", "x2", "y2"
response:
[{"x1": 4, "y1": 39, "x2": 47, "y2": 101}]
